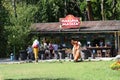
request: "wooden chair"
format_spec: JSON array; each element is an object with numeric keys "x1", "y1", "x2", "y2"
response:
[
  {"x1": 105, "y1": 50, "x2": 111, "y2": 57},
  {"x1": 97, "y1": 50, "x2": 102, "y2": 57}
]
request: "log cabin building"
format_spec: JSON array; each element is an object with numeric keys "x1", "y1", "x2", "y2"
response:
[{"x1": 30, "y1": 16, "x2": 120, "y2": 57}]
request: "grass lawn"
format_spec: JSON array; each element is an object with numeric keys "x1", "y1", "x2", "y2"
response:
[{"x1": 0, "y1": 60, "x2": 119, "y2": 80}]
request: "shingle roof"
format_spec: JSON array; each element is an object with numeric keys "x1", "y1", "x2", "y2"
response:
[
  {"x1": 31, "y1": 22, "x2": 61, "y2": 32},
  {"x1": 81, "y1": 21, "x2": 120, "y2": 31},
  {"x1": 31, "y1": 20, "x2": 120, "y2": 33}
]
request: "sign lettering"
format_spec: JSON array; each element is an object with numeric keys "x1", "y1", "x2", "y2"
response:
[{"x1": 60, "y1": 15, "x2": 81, "y2": 29}]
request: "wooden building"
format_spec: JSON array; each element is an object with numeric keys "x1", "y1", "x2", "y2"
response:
[{"x1": 31, "y1": 20, "x2": 120, "y2": 57}]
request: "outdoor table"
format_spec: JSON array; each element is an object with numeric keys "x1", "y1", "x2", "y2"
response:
[
  {"x1": 87, "y1": 46, "x2": 111, "y2": 50},
  {"x1": 87, "y1": 46, "x2": 111, "y2": 57}
]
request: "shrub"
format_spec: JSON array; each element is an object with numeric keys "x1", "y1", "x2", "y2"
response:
[{"x1": 110, "y1": 61, "x2": 120, "y2": 70}]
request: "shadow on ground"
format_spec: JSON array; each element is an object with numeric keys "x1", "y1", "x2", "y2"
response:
[{"x1": 5, "y1": 78, "x2": 74, "y2": 80}]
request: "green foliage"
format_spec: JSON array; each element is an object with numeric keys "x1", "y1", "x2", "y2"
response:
[
  {"x1": 91, "y1": 0, "x2": 102, "y2": 20},
  {"x1": 0, "y1": 0, "x2": 10, "y2": 57},
  {"x1": 33, "y1": 0, "x2": 65, "y2": 22},
  {"x1": 115, "y1": 0, "x2": 120, "y2": 20},
  {"x1": 3, "y1": 1, "x2": 38, "y2": 56},
  {"x1": 90, "y1": 0, "x2": 119, "y2": 20},
  {"x1": 1, "y1": 0, "x2": 120, "y2": 58}
]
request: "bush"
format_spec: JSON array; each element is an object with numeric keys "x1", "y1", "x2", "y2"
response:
[{"x1": 110, "y1": 61, "x2": 120, "y2": 70}]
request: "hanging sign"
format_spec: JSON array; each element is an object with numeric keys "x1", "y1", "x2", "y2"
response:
[{"x1": 60, "y1": 14, "x2": 81, "y2": 29}]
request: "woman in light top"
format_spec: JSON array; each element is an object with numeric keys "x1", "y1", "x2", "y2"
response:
[{"x1": 32, "y1": 39, "x2": 39, "y2": 62}]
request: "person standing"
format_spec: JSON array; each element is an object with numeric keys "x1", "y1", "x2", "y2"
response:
[
  {"x1": 26, "y1": 45, "x2": 33, "y2": 60},
  {"x1": 53, "y1": 43, "x2": 59, "y2": 59},
  {"x1": 71, "y1": 39, "x2": 81, "y2": 62},
  {"x1": 49, "y1": 41, "x2": 54, "y2": 59},
  {"x1": 32, "y1": 39, "x2": 40, "y2": 62}
]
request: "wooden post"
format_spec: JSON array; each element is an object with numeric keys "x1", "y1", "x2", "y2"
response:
[
  {"x1": 114, "y1": 31, "x2": 119, "y2": 55},
  {"x1": 118, "y1": 31, "x2": 120, "y2": 55}
]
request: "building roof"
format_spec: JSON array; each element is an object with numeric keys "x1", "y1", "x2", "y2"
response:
[{"x1": 31, "y1": 20, "x2": 120, "y2": 33}]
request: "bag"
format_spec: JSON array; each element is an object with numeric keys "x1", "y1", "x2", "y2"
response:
[
  {"x1": 33, "y1": 43, "x2": 38, "y2": 48},
  {"x1": 49, "y1": 44, "x2": 53, "y2": 50},
  {"x1": 33, "y1": 44, "x2": 38, "y2": 48}
]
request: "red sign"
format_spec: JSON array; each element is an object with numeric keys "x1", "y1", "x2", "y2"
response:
[{"x1": 60, "y1": 15, "x2": 81, "y2": 29}]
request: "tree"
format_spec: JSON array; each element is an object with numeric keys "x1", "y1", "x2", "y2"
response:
[
  {"x1": 0, "y1": 0, "x2": 10, "y2": 57},
  {"x1": 33, "y1": 0, "x2": 64, "y2": 22},
  {"x1": 91, "y1": 0, "x2": 120, "y2": 20},
  {"x1": 1, "y1": 0, "x2": 120, "y2": 58},
  {"x1": 3, "y1": 0, "x2": 38, "y2": 57}
]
